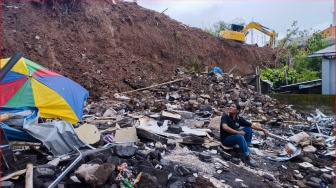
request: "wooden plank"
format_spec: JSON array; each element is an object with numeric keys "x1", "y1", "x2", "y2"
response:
[
  {"x1": 121, "y1": 78, "x2": 183, "y2": 94},
  {"x1": 1, "y1": 169, "x2": 26, "y2": 181},
  {"x1": 25, "y1": 163, "x2": 33, "y2": 188}
]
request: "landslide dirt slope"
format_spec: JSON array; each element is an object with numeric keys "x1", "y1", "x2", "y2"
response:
[{"x1": 2, "y1": 0, "x2": 275, "y2": 99}]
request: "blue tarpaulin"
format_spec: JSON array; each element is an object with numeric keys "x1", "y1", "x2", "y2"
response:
[
  {"x1": 1, "y1": 106, "x2": 86, "y2": 156},
  {"x1": 1, "y1": 106, "x2": 40, "y2": 142},
  {"x1": 209, "y1": 67, "x2": 224, "y2": 75}
]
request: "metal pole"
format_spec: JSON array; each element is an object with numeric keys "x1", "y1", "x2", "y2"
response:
[
  {"x1": 0, "y1": 52, "x2": 23, "y2": 81},
  {"x1": 268, "y1": 133, "x2": 289, "y2": 142},
  {"x1": 48, "y1": 148, "x2": 82, "y2": 188}
]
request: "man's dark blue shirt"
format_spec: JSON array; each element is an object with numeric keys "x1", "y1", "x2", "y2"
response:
[{"x1": 220, "y1": 113, "x2": 252, "y2": 142}]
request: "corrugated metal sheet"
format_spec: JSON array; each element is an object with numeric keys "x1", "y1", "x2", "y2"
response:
[{"x1": 24, "y1": 121, "x2": 86, "y2": 156}]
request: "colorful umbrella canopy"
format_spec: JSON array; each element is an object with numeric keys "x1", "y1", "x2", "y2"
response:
[{"x1": 0, "y1": 57, "x2": 89, "y2": 124}]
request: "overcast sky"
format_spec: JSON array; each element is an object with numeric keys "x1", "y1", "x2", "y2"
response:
[{"x1": 138, "y1": 0, "x2": 334, "y2": 46}]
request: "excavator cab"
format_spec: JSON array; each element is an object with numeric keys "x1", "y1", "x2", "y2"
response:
[{"x1": 228, "y1": 24, "x2": 244, "y2": 32}]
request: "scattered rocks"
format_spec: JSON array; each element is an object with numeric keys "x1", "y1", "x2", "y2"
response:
[
  {"x1": 308, "y1": 177, "x2": 322, "y2": 184},
  {"x1": 308, "y1": 166, "x2": 321, "y2": 175},
  {"x1": 199, "y1": 152, "x2": 212, "y2": 162},
  {"x1": 294, "y1": 173, "x2": 304, "y2": 180},
  {"x1": 75, "y1": 163, "x2": 115, "y2": 187},
  {"x1": 114, "y1": 145, "x2": 137, "y2": 158},
  {"x1": 235, "y1": 178, "x2": 244, "y2": 182},
  {"x1": 107, "y1": 156, "x2": 121, "y2": 165},
  {"x1": 111, "y1": 73, "x2": 303, "y2": 122},
  {"x1": 303, "y1": 145, "x2": 317, "y2": 152},
  {"x1": 175, "y1": 166, "x2": 192, "y2": 176},
  {"x1": 87, "y1": 158, "x2": 104, "y2": 164},
  {"x1": 321, "y1": 173, "x2": 333, "y2": 184},
  {"x1": 1, "y1": 181, "x2": 14, "y2": 188},
  {"x1": 305, "y1": 181, "x2": 321, "y2": 188},
  {"x1": 263, "y1": 174, "x2": 275, "y2": 181},
  {"x1": 139, "y1": 165, "x2": 169, "y2": 185},
  {"x1": 220, "y1": 151, "x2": 232, "y2": 161},
  {"x1": 231, "y1": 158, "x2": 241, "y2": 165},
  {"x1": 167, "y1": 125, "x2": 183, "y2": 134},
  {"x1": 301, "y1": 157, "x2": 313, "y2": 163},
  {"x1": 160, "y1": 159, "x2": 171, "y2": 166},
  {"x1": 298, "y1": 162, "x2": 314, "y2": 170},
  {"x1": 295, "y1": 180, "x2": 307, "y2": 188},
  {"x1": 138, "y1": 173, "x2": 163, "y2": 188}
]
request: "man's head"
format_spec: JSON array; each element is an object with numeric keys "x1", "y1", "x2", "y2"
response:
[{"x1": 229, "y1": 101, "x2": 241, "y2": 115}]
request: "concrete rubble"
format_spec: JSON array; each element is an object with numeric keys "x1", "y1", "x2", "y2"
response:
[{"x1": 1, "y1": 72, "x2": 335, "y2": 188}]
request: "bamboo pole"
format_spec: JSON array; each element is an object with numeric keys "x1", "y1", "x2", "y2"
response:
[
  {"x1": 25, "y1": 163, "x2": 34, "y2": 188},
  {"x1": 0, "y1": 113, "x2": 12, "y2": 122},
  {"x1": 120, "y1": 78, "x2": 183, "y2": 94},
  {"x1": 1, "y1": 169, "x2": 26, "y2": 181}
]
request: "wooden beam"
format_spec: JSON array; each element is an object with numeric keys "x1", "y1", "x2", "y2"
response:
[
  {"x1": 121, "y1": 78, "x2": 183, "y2": 94},
  {"x1": 1, "y1": 169, "x2": 26, "y2": 181},
  {"x1": 25, "y1": 163, "x2": 33, "y2": 188}
]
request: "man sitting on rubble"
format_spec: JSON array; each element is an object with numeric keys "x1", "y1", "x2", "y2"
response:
[{"x1": 220, "y1": 102, "x2": 268, "y2": 167}]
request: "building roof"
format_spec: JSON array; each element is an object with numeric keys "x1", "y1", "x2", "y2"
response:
[
  {"x1": 308, "y1": 45, "x2": 335, "y2": 58},
  {"x1": 279, "y1": 79, "x2": 322, "y2": 89},
  {"x1": 272, "y1": 35, "x2": 312, "y2": 48}
]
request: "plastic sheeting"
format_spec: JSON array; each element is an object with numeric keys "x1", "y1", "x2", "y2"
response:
[
  {"x1": 209, "y1": 67, "x2": 224, "y2": 75},
  {"x1": 1, "y1": 107, "x2": 39, "y2": 142},
  {"x1": 1, "y1": 122, "x2": 39, "y2": 142},
  {"x1": 1, "y1": 107, "x2": 85, "y2": 156}
]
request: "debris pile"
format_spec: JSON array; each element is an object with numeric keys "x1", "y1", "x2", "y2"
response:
[
  {"x1": 1, "y1": 71, "x2": 335, "y2": 188},
  {"x1": 93, "y1": 72, "x2": 305, "y2": 123},
  {"x1": 1, "y1": 1, "x2": 335, "y2": 188}
]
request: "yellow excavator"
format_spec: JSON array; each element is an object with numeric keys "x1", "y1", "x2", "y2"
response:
[{"x1": 220, "y1": 22, "x2": 276, "y2": 48}]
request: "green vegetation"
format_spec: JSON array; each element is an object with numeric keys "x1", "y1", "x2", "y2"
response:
[
  {"x1": 260, "y1": 66, "x2": 296, "y2": 88},
  {"x1": 188, "y1": 57, "x2": 203, "y2": 73},
  {"x1": 261, "y1": 21, "x2": 327, "y2": 88}
]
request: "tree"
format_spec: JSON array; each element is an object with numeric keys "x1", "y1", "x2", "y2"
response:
[
  {"x1": 260, "y1": 66, "x2": 297, "y2": 88},
  {"x1": 292, "y1": 32, "x2": 326, "y2": 80},
  {"x1": 261, "y1": 21, "x2": 327, "y2": 87}
]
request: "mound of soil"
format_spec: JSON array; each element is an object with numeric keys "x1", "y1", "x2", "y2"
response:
[{"x1": 1, "y1": 0, "x2": 275, "y2": 99}]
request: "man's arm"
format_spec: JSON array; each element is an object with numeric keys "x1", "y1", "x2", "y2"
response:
[
  {"x1": 222, "y1": 124, "x2": 245, "y2": 135},
  {"x1": 251, "y1": 123, "x2": 269, "y2": 137}
]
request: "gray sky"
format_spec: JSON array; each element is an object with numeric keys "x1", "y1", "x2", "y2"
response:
[{"x1": 138, "y1": 0, "x2": 334, "y2": 46}]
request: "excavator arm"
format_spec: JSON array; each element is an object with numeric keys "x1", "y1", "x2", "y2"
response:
[
  {"x1": 219, "y1": 21, "x2": 276, "y2": 48},
  {"x1": 242, "y1": 22, "x2": 275, "y2": 47}
]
